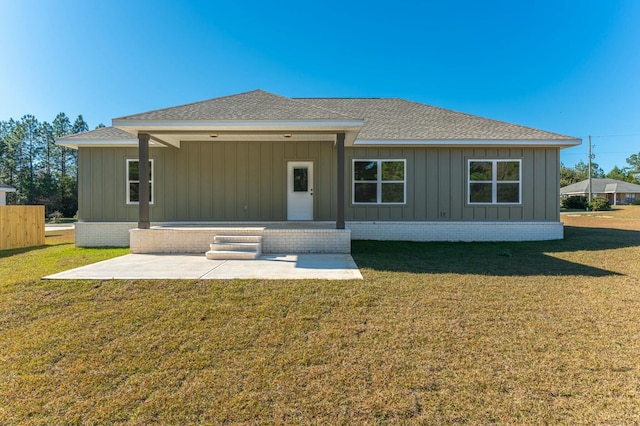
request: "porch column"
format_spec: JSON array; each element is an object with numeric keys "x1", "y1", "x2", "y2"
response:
[
  {"x1": 336, "y1": 132, "x2": 345, "y2": 229},
  {"x1": 138, "y1": 132, "x2": 150, "y2": 229}
]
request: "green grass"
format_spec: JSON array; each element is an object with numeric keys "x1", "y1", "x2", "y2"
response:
[
  {"x1": 1, "y1": 213, "x2": 640, "y2": 424},
  {"x1": 0, "y1": 231, "x2": 128, "y2": 285}
]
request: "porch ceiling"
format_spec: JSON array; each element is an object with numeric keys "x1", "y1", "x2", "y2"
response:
[{"x1": 112, "y1": 120, "x2": 363, "y2": 148}]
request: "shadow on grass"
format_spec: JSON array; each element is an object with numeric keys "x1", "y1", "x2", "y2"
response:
[
  {"x1": 0, "y1": 239, "x2": 73, "y2": 259},
  {"x1": 352, "y1": 226, "x2": 639, "y2": 277},
  {"x1": 0, "y1": 245, "x2": 51, "y2": 259}
]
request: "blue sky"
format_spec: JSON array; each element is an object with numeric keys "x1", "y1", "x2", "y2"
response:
[{"x1": 1, "y1": 0, "x2": 638, "y2": 172}]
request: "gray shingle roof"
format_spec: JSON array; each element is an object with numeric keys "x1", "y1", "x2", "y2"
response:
[
  {"x1": 296, "y1": 97, "x2": 576, "y2": 140},
  {"x1": 58, "y1": 126, "x2": 136, "y2": 141},
  {"x1": 115, "y1": 90, "x2": 357, "y2": 121},
  {"x1": 63, "y1": 90, "x2": 579, "y2": 143},
  {"x1": 561, "y1": 178, "x2": 640, "y2": 194}
]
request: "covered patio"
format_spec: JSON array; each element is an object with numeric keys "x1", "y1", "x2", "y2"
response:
[{"x1": 95, "y1": 90, "x2": 366, "y2": 255}]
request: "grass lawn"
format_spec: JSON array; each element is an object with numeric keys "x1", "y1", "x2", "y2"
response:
[{"x1": 1, "y1": 208, "x2": 639, "y2": 424}]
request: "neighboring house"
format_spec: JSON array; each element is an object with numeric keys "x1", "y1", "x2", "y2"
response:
[
  {"x1": 0, "y1": 183, "x2": 16, "y2": 206},
  {"x1": 58, "y1": 90, "x2": 580, "y2": 253},
  {"x1": 561, "y1": 178, "x2": 640, "y2": 205}
]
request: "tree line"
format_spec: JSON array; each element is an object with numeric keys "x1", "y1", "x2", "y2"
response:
[
  {"x1": 0, "y1": 113, "x2": 101, "y2": 217},
  {"x1": 560, "y1": 153, "x2": 640, "y2": 188}
]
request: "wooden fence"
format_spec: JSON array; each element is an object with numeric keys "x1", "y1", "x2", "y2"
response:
[{"x1": 0, "y1": 206, "x2": 45, "y2": 250}]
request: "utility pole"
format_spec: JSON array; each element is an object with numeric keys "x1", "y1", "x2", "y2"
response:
[{"x1": 589, "y1": 135, "x2": 593, "y2": 207}]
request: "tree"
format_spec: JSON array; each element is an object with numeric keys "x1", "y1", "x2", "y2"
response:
[
  {"x1": 32, "y1": 121, "x2": 60, "y2": 215},
  {"x1": 607, "y1": 166, "x2": 626, "y2": 181},
  {"x1": 574, "y1": 160, "x2": 604, "y2": 181},
  {"x1": 66, "y1": 115, "x2": 89, "y2": 179},
  {"x1": 0, "y1": 111, "x2": 85, "y2": 213},
  {"x1": 53, "y1": 112, "x2": 72, "y2": 178},
  {"x1": 626, "y1": 152, "x2": 640, "y2": 177},
  {"x1": 72, "y1": 114, "x2": 89, "y2": 134},
  {"x1": 560, "y1": 163, "x2": 580, "y2": 187},
  {"x1": 0, "y1": 120, "x2": 21, "y2": 188},
  {"x1": 606, "y1": 165, "x2": 639, "y2": 184},
  {"x1": 39, "y1": 121, "x2": 57, "y2": 175},
  {"x1": 58, "y1": 175, "x2": 77, "y2": 217},
  {"x1": 18, "y1": 115, "x2": 45, "y2": 204},
  {"x1": 0, "y1": 120, "x2": 21, "y2": 205},
  {"x1": 0, "y1": 121, "x2": 10, "y2": 182}
]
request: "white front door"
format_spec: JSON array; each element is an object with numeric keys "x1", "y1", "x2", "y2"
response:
[{"x1": 287, "y1": 161, "x2": 313, "y2": 220}]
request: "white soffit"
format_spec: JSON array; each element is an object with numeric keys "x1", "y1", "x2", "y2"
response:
[{"x1": 112, "y1": 119, "x2": 363, "y2": 146}]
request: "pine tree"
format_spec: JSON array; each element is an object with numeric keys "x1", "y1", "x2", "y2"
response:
[
  {"x1": 67, "y1": 115, "x2": 89, "y2": 179},
  {"x1": 53, "y1": 113, "x2": 72, "y2": 178},
  {"x1": 626, "y1": 152, "x2": 640, "y2": 177},
  {"x1": 19, "y1": 115, "x2": 44, "y2": 203}
]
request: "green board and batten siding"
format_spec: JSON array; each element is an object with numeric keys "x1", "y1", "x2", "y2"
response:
[
  {"x1": 78, "y1": 143, "x2": 559, "y2": 223},
  {"x1": 345, "y1": 147, "x2": 559, "y2": 222},
  {"x1": 78, "y1": 141, "x2": 337, "y2": 222}
]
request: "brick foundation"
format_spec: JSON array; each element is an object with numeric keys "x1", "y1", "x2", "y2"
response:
[
  {"x1": 347, "y1": 221, "x2": 563, "y2": 241},
  {"x1": 75, "y1": 222, "x2": 138, "y2": 247},
  {"x1": 262, "y1": 229, "x2": 351, "y2": 253},
  {"x1": 76, "y1": 220, "x2": 563, "y2": 251},
  {"x1": 129, "y1": 226, "x2": 351, "y2": 254}
]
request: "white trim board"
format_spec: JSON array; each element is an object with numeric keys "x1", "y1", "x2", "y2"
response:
[{"x1": 354, "y1": 139, "x2": 581, "y2": 148}]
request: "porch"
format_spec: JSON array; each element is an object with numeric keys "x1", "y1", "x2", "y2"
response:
[{"x1": 129, "y1": 222, "x2": 351, "y2": 255}]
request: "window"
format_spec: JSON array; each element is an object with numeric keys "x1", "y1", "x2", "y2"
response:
[
  {"x1": 468, "y1": 159, "x2": 521, "y2": 204},
  {"x1": 127, "y1": 159, "x2": 154, "y2": 204},
  {"x1": 353, "y1": 159, "x2": 405, "y2": 204}
]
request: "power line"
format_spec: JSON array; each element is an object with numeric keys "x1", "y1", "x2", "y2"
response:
[
  {"x1": 563, "y1": 151, "x2": 638, "y2": 155},
  {"x1": 589, "y1": 134, "x2": 640, "y2": 138}
]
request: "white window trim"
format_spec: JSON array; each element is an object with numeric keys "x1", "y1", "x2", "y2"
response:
[
  {"x1": 352, "y1": 159, "x2": 406, "y2": 205},
  {"x1": 468, "y1": 159, "x2": 522, "y2": 205},
  {"x1": 126, "y1": 159, "x2": 154, "y2": 205}
]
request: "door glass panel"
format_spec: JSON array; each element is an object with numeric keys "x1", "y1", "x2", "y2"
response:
[{"x1": 293, "y1": 167, "x2": 308, "y2": 192}]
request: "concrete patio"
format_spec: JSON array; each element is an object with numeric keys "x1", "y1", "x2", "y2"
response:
[{"x1": 44, "y1": 253, "x2": 363, "y2": 280}]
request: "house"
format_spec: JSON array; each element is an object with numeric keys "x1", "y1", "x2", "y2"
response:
[
  {"x1": 0, "y1": 183, "x2": 16, "y2": 206},
  {"x1": 561, "y1": 178, "x2": 640, "y2": 205},
  {"x1": 58, "y1": 90, "x2": 581, "y2": 254}
]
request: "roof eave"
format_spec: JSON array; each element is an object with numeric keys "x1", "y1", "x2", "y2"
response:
[
  {"x1": 56, "y1": 139, "x2": 164, "y2": 149},
  {"x1": 112, "y1": 119, "x2": 365, "y2": 147},
  {"x1": 353, "y1": 138, "x2": 582, "y2": 148},
  {"x1": 112, "y1": 118, "x2": 364, "y2": 131}
]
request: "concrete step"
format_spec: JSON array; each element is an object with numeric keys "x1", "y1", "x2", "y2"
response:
[
  {"x1": 206, "y1": 235, "x2": 262, "y2": 260},
  {"x1": 214, "y1": 235, "x2": 262, "y2": 244},
  {"x1": 209, "y1": 242, "x2": 261, "y2": 253},
  {"x1": 205, "y1": 250, "x2": 259, "y2": 260}
]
